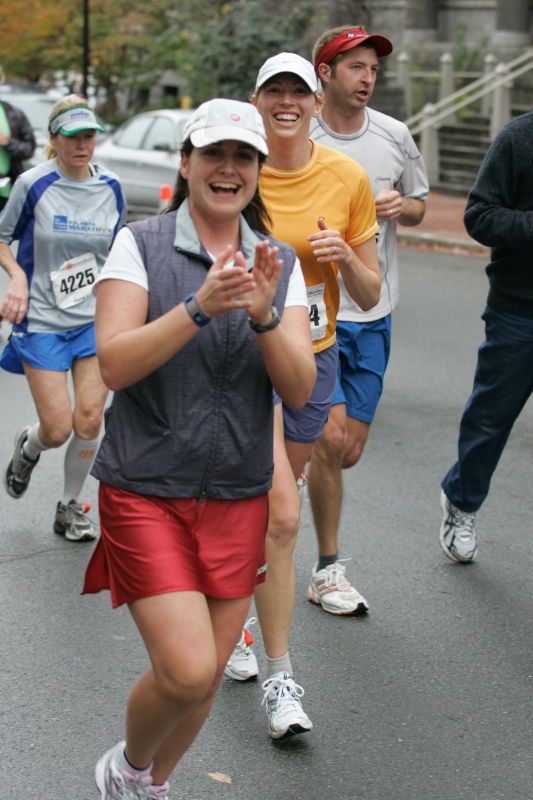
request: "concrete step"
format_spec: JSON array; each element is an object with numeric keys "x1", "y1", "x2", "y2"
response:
[
  {"x1": 440, "y1": 144, "x2": 487, "y2": 159},
  {"x1": 430, "y1": 180, "x2": 472, "y2": 197},
  {"x1": 441, "y1": 159, "x2": 483, "y2": 174},
  {"x1": 439, "y1": 135, "x2": 491, "y2": 151}
]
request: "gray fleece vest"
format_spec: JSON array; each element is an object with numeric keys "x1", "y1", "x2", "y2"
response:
[{"x1": 92, "y1": 201, "x2": 295, "y2": 499}]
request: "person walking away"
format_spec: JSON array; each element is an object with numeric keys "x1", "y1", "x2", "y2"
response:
[
  {"x1": 225, "y1": 53, "x2": 380, "y2": 738},
  {"x1": 439, "y1": 111, "x2": 533, "y2": 562}
]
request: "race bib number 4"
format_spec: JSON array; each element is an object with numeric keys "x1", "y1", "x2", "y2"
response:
[
  {"x1": 306, "y1": 283, "x2": 328, "y2": 341},
  {"x1": 50, "y1": 253, "x2": 98, "y2": 310}
]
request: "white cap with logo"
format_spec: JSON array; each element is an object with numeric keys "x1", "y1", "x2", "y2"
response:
[
  {"x1": 255, "y1": 52, "x2": 318, "y2": 93},
  {"x1": 182, "y1": 99, "x2": 268, "y2": 156}
]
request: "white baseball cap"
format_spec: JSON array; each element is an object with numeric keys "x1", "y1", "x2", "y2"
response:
[
  {"x1": 255, "y1": 52, "x2": 318, "y2": 93},
  {"x1": 182, "y1": 99, "x2": 268, "y2": 156}
]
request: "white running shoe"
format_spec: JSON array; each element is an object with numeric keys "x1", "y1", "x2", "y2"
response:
[
  {"x1": 54, "y1": 500, "x2": 97, "y2": 542},
  {"x1": 95, "y1": 741, "x2": 153, "y2": 799},
  {"x1": 440, "y1": 489, "x2": 477, "y2": 563},
  {"x1": 296, "y1": 470, "x2": 308, "y2": 500},
  {"x1": 261, "y1": 672, "x2": 313, "y2": 739},
  {"x1": 307, "y1": 560, "x2": 369, "y2": 615},
  {"x1": 224, "y1": 617, "x2": 259, "y2": 681}
]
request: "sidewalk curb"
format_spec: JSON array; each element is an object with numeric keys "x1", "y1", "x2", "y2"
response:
[{"x1": 398, "y1": 230, "x2": 489, "y2": 257}]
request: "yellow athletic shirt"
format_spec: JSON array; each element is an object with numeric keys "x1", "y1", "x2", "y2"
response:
[{"x1": 259, "y1": 140, "x2": 379, "y2": 352}]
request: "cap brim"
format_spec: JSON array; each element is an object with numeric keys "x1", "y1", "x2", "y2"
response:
[
  {"x1": 340, "y1": 34, "x2": 393, "y2": 58},
  {"x1": 190, "y1": 126, "x2": 268, "y2": 156},
  {"x1": 255, "y1": 68, "x2": 317, "y2": 93},
  {"x1": 58, "y1": 121, "x2": 105, "y2": 135}
]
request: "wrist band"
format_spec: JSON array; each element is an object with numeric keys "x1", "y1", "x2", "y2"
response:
[
  {"x1": 184, "y1": 293, "x2": 211, "y2": 327},
  {"x1": 249, "y1": 306, "x2": 281, "y2": 333}
]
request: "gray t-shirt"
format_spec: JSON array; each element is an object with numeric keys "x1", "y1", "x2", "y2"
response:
[
  {"x1": 310, "y1": 108, "x2": 429, "y2": 322},
  {"x1": 0, "y1": 158, "x2": 126, "y2": 333}
]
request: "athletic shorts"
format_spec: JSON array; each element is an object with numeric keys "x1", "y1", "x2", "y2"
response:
[
  {"x1": 282, "y1": 342, "x2": 338, "y2": 444},
  {"x1": 0, "y1": 322, "x2": 96, "y2": 375},
  {"x1": 82, "y1": 483, "x2": 269, "y2": 608},
  {"x1": 332, "y1": 316, "x2": 391, "y2": 424}
]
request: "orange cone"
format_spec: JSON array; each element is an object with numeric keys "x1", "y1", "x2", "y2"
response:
[{"x1": 159, "y1": 184, "x2": 173, "y2": 213}]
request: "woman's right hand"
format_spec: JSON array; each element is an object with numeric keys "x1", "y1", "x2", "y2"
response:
[
  {"x1": 194, "y1": 245, "x2": 256, "y2": 318},
  {"x1": 1, "y1": 273, "x2": 29, "y2": 324}
]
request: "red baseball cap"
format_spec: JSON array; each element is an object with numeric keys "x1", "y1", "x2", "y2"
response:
[{"x1": 314, "y1": 28, "x2": 393, "y2": 71}]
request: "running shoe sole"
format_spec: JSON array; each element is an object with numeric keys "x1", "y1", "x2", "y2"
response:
[
  {"x1": 307, "y1": 586, "x2": 369, "y2": 616},
  {"x1": 268, "y1": 721, "x2": 313, "y2": 740},
  {"x1": 223, "y1": 665, "x2": 258, "y2": 681}
]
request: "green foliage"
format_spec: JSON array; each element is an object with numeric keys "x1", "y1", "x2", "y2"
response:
[
  {"x1": 1, "y1": 0, "x2": 331, "y2": 111},
  {"x1": 452, "y1": 23, "x2": 488, "y2": 72},
  {"x1": 171, "y1": 0, "x2": 324, "y2": 104}
]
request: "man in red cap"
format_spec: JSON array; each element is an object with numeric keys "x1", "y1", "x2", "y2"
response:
[{"x1": 306, "y1": 26, "x2": 429, "y2": 615}]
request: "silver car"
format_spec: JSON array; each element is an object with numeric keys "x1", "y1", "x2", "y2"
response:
[{"x1": 94, "y1": 108, "x2": 192, "y2": 215}]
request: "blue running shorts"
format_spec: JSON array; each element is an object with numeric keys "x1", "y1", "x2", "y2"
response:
[
  {"x1": 0, "y1": 322, "x2": 97, "y2": 374},
  {"x1": 332, "y1": 316, "x2": 391, "y2": 424}
]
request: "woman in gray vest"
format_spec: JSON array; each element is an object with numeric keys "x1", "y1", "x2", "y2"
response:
[{"x1": 83, "y1": 98, "x2": 316, "y2": 800}]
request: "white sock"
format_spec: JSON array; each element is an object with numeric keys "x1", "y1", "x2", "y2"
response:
[
  {"x1": 62, "y1": 434, "x2": 99, "y2": 505},
  {"x1": 265, "y1": 651, "x2": 293, "y2": 679},
  {"x1": 23, "y1": 423, "x2": 48, "y2": 460}
]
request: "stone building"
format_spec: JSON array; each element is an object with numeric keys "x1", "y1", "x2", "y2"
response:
[{"x1": 371, "y1": 0, "x2": 531, "y2": 55}]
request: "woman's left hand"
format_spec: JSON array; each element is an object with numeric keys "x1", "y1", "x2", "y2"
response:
[
  {"x1": 308, "y1": 216, "x2": 353, "y2": 266},
  {"x1": 239, "y1": 240, "x2": 282, "y2": 326}
]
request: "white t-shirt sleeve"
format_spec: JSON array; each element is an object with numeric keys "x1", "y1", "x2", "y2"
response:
[
  {"x1": 284, "y1": 257, "x2": 307, "y2": 308},
  {"x1": 96, "y1": 227, "x2": 148, "y2": 291}
]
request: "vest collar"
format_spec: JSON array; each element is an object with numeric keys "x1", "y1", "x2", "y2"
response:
[{"x1": 174, "y1": 199, "x2": 263, "y2": 269}]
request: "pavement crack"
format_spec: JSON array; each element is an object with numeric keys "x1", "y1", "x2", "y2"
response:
[{"x1": 0, "y1": 546, "x2": 77, "y2": 564}]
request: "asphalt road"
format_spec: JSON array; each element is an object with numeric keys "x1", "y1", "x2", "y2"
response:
[{"x1": 0, "y1": 249, "x2": 532, "y2": 800}]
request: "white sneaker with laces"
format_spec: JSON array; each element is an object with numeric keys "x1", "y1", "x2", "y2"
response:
[
  {"x1": 224, "y1": 616, "x2": 258, "y2": 681},
  {"x1": 261, "y1": 671, "x2": 313, "y2": 739},
  {"x1": 440, "y1": 489, "x2": 477, "y2": 563},
  {"x1": 307, "y1": 559, "x2": 369, "y2": 615},
  {"x1": 95, "y1": 740, "x2": 153, "y2": 799}
]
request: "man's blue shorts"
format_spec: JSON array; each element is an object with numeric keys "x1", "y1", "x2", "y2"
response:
[
  {"x1": 332, "y1": 316, "x2": 391, "y2": 424},
  {"x1": 282, "y1": 342, "x2": 338, "y2": 444},
  {"x1": 0, "y1": 322, "x2": 97, "y2": 374}
]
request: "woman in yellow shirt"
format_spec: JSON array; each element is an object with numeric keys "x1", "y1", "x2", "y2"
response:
[{"x1": 225, "y1": 52, "x2": 380, "y2": 740}]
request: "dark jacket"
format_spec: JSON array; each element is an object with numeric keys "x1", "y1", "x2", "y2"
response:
[
  {"x1": 464, "y1": 111, "x2": 533, "y2": 318},
  {"x1": 1, "y1": 101, "x2": 36, "y2": 181},
  {"x1": 92, "y1": 202, "x2": 296, "y2": 499}
]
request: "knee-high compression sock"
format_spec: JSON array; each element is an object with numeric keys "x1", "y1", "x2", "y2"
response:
[
  {"x1": 62, "y1": 434, "x2": 99, "y2": 505},
  {"x1": 22, "y1": 423, "x2": 48, "y2": 460}
]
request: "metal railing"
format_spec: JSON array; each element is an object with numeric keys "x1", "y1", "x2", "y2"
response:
[{"x1": 396, "y1": 49, "x2": 533, "y2": 183}]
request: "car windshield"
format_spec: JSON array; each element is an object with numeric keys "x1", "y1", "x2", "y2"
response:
[{"x1": 0, "y1": 93, "x2": 56, "y2": 135}]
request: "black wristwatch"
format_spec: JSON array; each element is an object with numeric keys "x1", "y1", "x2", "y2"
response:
[
  {"x1": 249, "y1": 306, "x2": 281, "y2": 333},
  {"x1": 184, "y1": 293, "x2": 211, "y2": 327}
]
